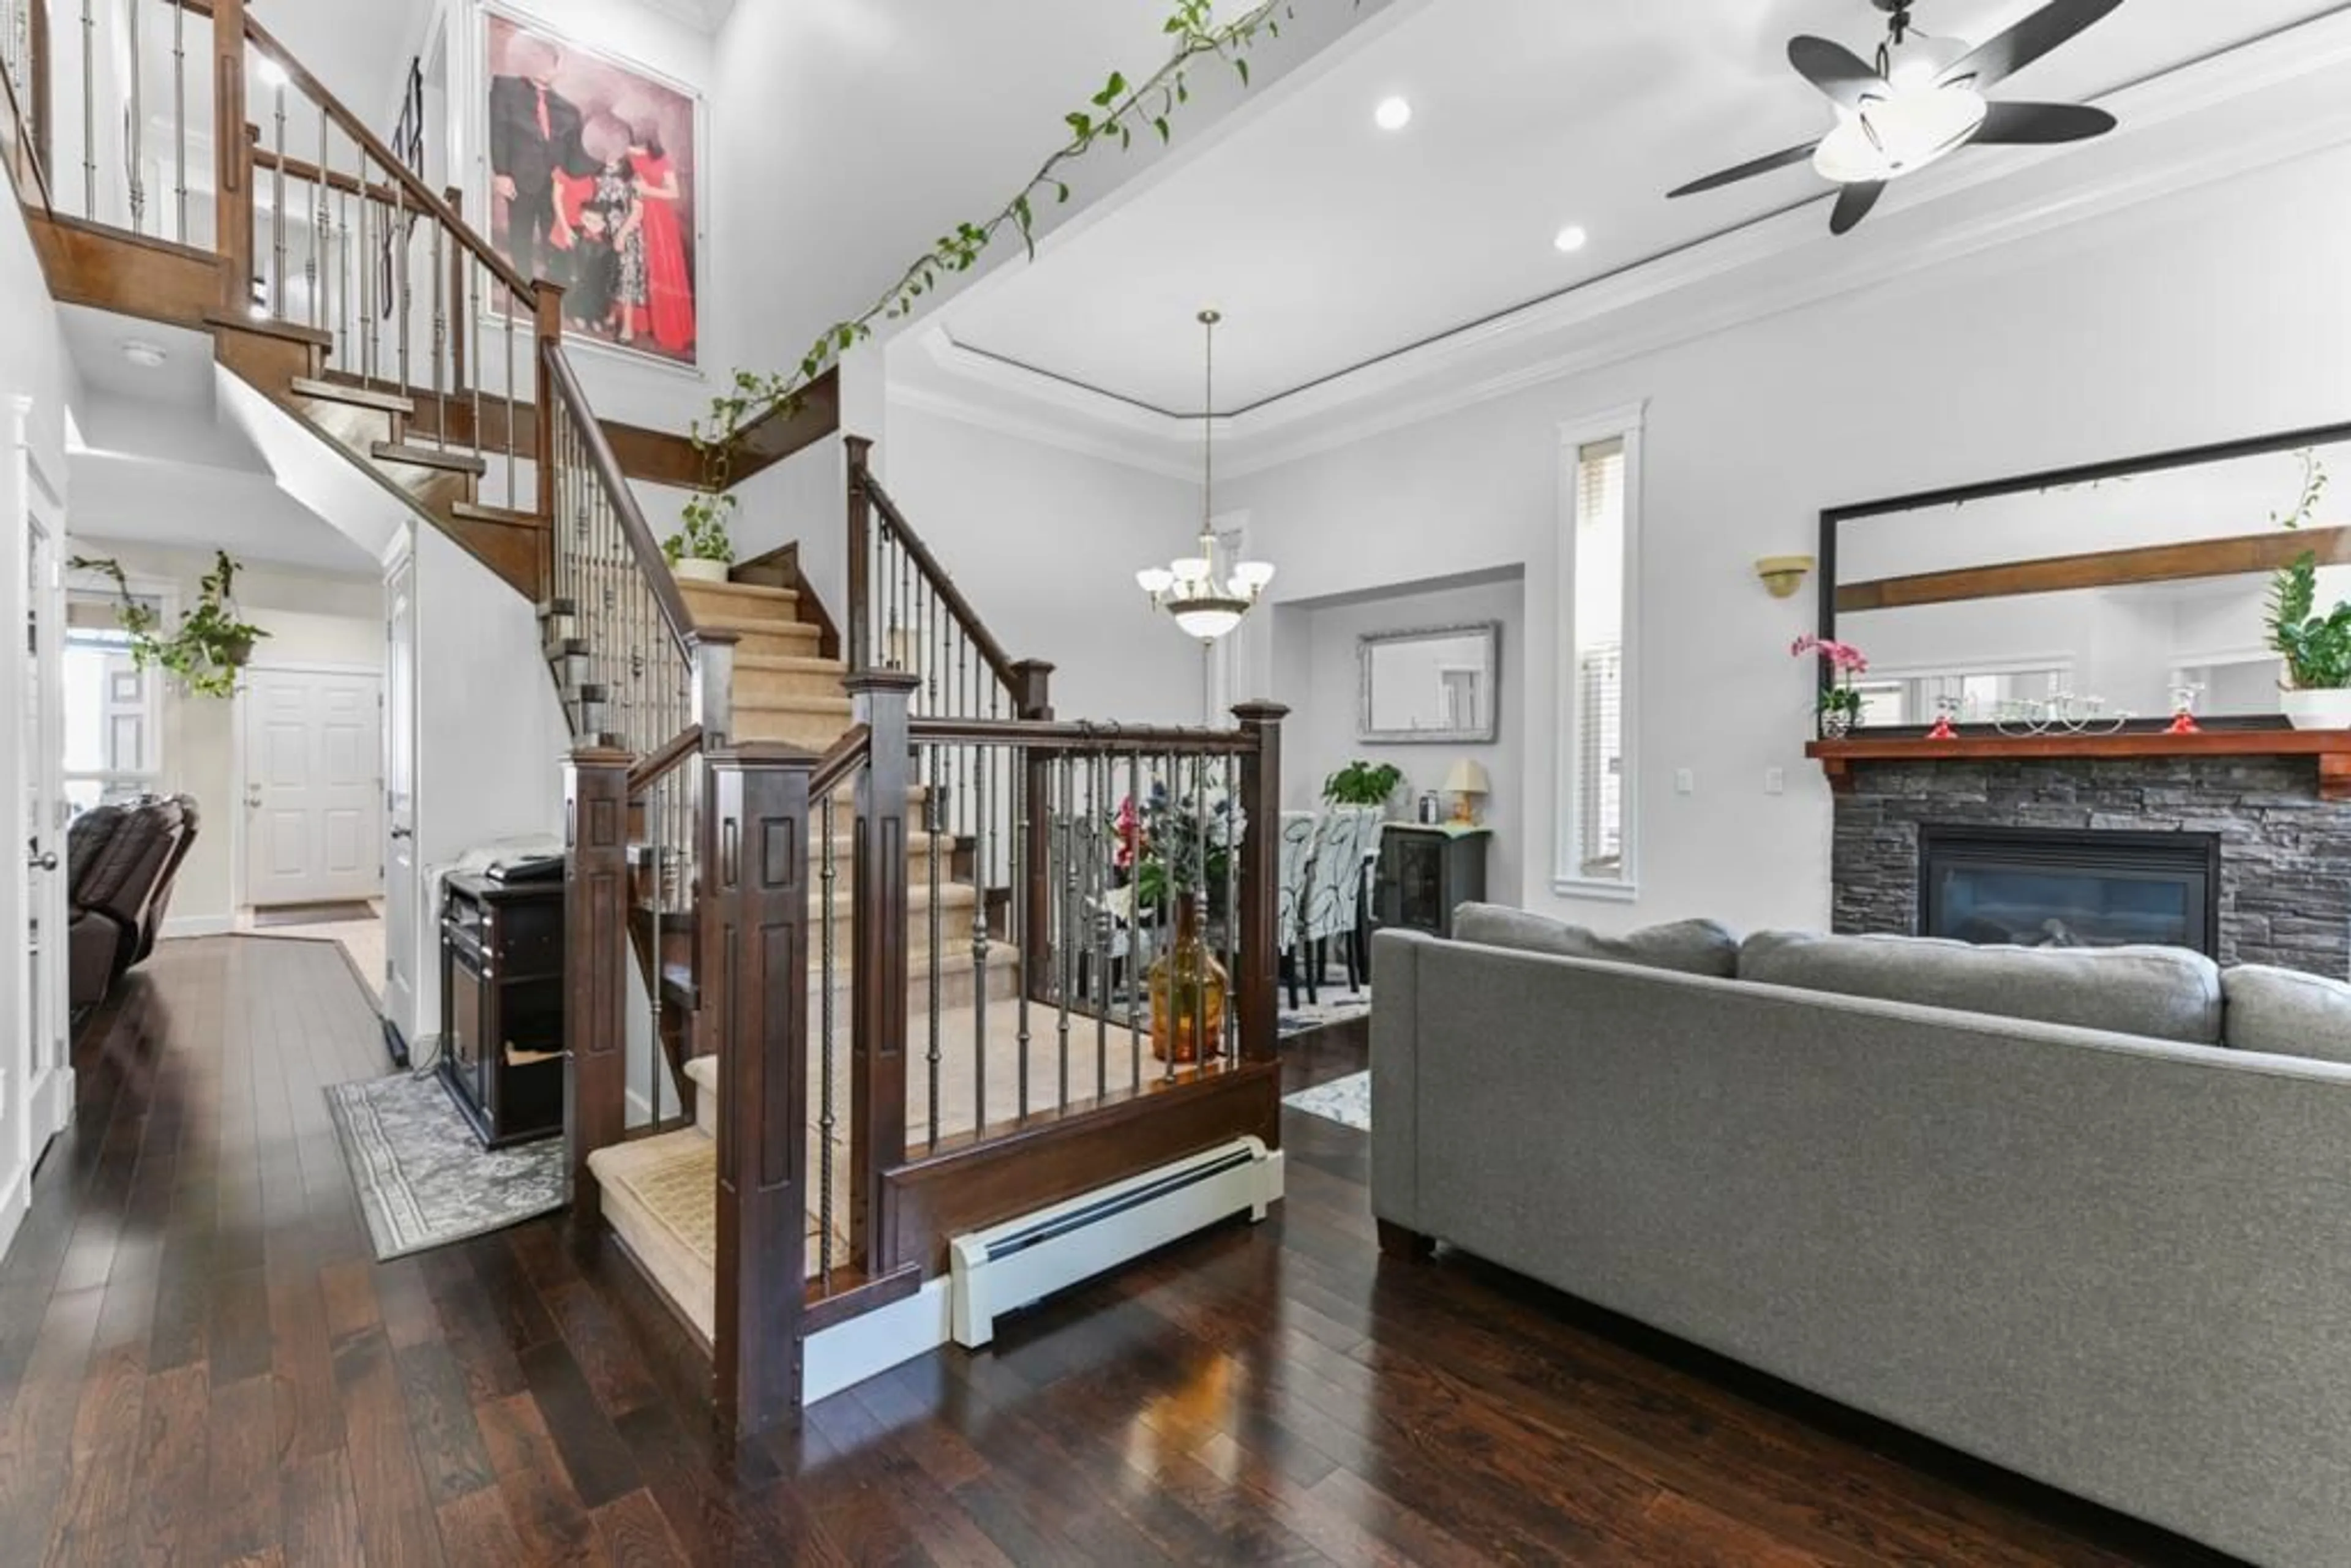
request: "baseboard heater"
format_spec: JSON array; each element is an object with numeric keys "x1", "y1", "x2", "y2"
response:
[{"x1": 949, "y1": 1136, "x2": 1283, "y2": 1348}]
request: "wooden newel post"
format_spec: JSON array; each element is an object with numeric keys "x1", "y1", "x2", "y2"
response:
[
  {"x1": 212, "y1": 0, "x2": 252, "y2": 313},
  {"x1": 1013, "y1": 661, "x2": 1056, "y2": 1003},
  {"x1": 1011, "y1": 659, "x2": 1054, "y2": 722},
  {"x1": 845, "y1": 435, "x2": 875, "y2": 669},
  {"x1": 705, "y1": 743, "x2": 813, "y2": 1437},
  {"x1": 564, "y1": 746, "x2": 632, "y2": 1221},
  {"x1": 847, "y1": 670, "x2": 918, "y2": 1273},
  {"x1": 1233, "y1": 702, "x2": 1289, "y2": 1065}
]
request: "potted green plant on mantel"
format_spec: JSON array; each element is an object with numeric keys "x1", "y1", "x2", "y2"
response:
[
  {"x1": 71, "y1": 550, "x2": 268, "y2": 698},
  {"x1": 661, "y1": 505, "x2": 733, "y2": 584},
  {"x1": 1322, "y1": 760, "x2": 1404, "y2": 814},
  {"x1": 2265, "y1": 452, "x2": 2351, "y2": 729}
]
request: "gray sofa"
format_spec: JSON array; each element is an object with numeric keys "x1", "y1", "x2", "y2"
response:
[{"x1": 1372, "y1": 920, "x2": 2351, "y2": 1568}]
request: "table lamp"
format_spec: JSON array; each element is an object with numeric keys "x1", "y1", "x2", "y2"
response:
[{"x1": 1442, "y1": 759, "x2": 1490, "y2": 825}]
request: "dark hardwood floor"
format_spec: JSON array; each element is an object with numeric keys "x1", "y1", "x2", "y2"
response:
[{"x1": 0, "y1": 936, "x2": 2235, "y2": 1566}]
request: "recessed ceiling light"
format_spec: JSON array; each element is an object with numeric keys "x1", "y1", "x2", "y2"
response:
[
  {"x1": 1374, "y1": 96, "x2": 1412, "y2": 132},
  {"x1": 120, "y1": 340, "x2": 168, "y2": 369},
  {"x1": 1553, "y1": 224, "x2": 1590, "y2": 255}
]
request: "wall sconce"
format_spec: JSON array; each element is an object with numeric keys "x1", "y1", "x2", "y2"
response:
[{"x1": 1755, "y1": 555, "x2": 1815, "y2": 599}]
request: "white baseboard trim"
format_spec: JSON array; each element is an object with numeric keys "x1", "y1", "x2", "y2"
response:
[
  {"x1": 161, "y1": 914, "x2": 236, "y2": 940},
  {"x1": 803, "y1": 1278, "x2": 954, "y2": 1408},
  {"x1": 0, "y1": 1161, "x2": 27, "y2": 1267}
]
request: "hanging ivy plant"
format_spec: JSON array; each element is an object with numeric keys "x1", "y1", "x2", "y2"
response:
[
  {"x1": 675, "y1": 0, "x2": 1326, "y2": 537},
  {"x1": 70, "y1": 550, "x2": 269, "y2": 698}
]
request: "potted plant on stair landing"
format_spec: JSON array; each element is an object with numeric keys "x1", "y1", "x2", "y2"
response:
[
  {"x1": 2265, "y1": 453, "x2": 2351, "y2": 729},
  {"x1": 662, "y1": 498, "x2": 734, "y2": 584}
]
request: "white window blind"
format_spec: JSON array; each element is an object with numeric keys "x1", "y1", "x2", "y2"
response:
[{"x1": 1571, "y1": 436, "x2": 1630, "y2": 883}]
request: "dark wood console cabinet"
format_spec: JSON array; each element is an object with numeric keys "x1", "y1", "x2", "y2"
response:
[
  {"x1": 1372, "y1": 825, "x2": 1491, "y2": 941},
  {"x1": 439, "y1": 872, "x2": 565, "y2": 1147}
]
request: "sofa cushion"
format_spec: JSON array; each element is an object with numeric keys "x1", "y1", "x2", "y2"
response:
[
  {"x1": 1738, "y1": 931, "x2": 2223, "y2": 1045},
  {"x1": 1452, "y1": 904, "x2": 1740, "y2": 978},
  {"x1": 2222, "y1": 966, "x2": 2351, "y2": 1063}
]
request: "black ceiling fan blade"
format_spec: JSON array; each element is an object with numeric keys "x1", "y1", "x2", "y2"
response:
[
  {"x1": 1829, "y1": 181, "x2": 1886, "y2": 236},
  {"x1": 1968, "y1": 101, "x2": 2119, "y2": 146},
  {"x1": 1668, "y1": 142, "x2": 1821, "y2": 199},
  {"x1": 1938, "y1": 0, "x2": 2128, "y2": 92},
  {"x1": 1788, "y1": 35, "x2": 1888, "y2": 110}
]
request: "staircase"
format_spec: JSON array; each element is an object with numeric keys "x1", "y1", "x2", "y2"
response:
[{"x1": 5, "y1": 0, "x2": 1290, "y2": 1441}]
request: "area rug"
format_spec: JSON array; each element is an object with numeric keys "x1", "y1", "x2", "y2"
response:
[
  {"x1": 255, "y1": 901, "x2": 380, "y2": 928},
  {"x1": 1280, "y1": 988, "x2": 1371, "y2": 1038},
  {"x1": 1283, "y1": 1070, "x2": 1371, "y2": 1131},
  {"x1": 324, "y1": 1071, "x2": 566, "y2": 1261}
]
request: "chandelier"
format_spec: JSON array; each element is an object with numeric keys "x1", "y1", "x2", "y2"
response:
[{"x1": 1136, "y1": 309, "x2": 1274, "y2": 641}]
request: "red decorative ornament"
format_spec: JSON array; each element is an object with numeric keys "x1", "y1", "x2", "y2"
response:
[
  {"x1": 2168, "y1": 710, "x2": 2201, "y2": 735},
  {"x1": 1925, "y1": 714, "x2": 1958, "y2": 740}
]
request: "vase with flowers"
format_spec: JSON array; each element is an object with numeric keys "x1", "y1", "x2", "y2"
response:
[
  {"x1": 1791, "y1": 633, "x2": 1869, "y2": 739},
  {"x1": 1109, "y1": 768, "x2": 1249, "y2": 1063}
]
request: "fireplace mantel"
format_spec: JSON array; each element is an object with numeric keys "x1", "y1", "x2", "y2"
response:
[{"x1": 1808, "y1": 730, "x2": 2351, "y2": 801}]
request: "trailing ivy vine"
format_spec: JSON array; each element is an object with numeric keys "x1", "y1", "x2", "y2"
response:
[{"x1": 668, "y1": 0, "x2": 1310, "y2": 553}]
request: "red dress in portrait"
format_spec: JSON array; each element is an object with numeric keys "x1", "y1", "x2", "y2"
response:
[{"x1": 628, "y1": 152, "x2": 696, "y2": 356}]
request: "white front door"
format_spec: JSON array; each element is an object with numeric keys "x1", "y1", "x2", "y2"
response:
[
  {"x1": 382, "y1": 549, "x2": 418, "y2": 1043},
  {"x1": 243, "y1": 667, "x2": 384, "y2": 907}
]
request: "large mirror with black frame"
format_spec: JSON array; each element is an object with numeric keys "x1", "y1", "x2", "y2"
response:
[{"x1": 1818, "y1": 422, "x2": 2351, "y2": 733}]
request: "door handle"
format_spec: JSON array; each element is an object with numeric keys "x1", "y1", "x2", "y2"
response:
[
  {"x1": 246, "y1": 787, "x2": 263, "y2": 809},
  {"x1": 389, "y1": 825, "x2": 414, "y2": 841},
  {"x1": 28, "y1": 849, "x2": 58, "y2": 872}
]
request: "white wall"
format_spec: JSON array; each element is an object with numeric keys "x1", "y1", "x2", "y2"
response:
[
  {"x1": 874, "y1": 399, "x2": 1206, "y2": 723},
  {"x1": 407, "y1": 522, "x2": 570, "y2": 1049},
  {"x1": 69, "y1": 541, "x2": 386, "y2": 933},
  {"x1": 1225, "y1": 141, "x2": 2351, "y2": 937},
  {"x1": 1275, "y1": 571, "x2": 1525, "y2": 906}
]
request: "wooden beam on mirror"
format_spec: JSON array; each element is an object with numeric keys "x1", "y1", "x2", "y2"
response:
[{"x1": 1834, "y1": 524, "x2": 2351, "y2": 615}]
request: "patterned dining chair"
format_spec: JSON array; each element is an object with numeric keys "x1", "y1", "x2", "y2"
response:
[
  {"x1": 1301, "y1": 806, "x2": 1383, "y2": 997},
  {"x1": 1274, "y1": 811, "x2": 1320, "y2": 1009}
]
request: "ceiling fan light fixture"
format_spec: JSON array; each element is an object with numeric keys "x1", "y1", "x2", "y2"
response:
[{"x1": 1810, "y1": 81, "x2": 1987, "y2": 182}]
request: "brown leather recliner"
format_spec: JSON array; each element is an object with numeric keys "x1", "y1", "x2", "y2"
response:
[
  {"x1": 68, "y1": 797, "x2": 192, "y2": 1012},
  {"x1": 133, "y1": 797, "x2": 201, "y2": 966}
]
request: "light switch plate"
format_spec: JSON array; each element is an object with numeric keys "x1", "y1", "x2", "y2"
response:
[{"x1": 1674, "y1": 768, "x2": 1696, "y2": 795}]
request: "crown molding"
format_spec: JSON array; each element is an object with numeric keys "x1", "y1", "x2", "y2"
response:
[
  {"x1": 886, "y1": 380, "x2": 1204, "y2": 485},
  {"x1": 908, "y1": 9, "x2": 2351, "y2": 481}
]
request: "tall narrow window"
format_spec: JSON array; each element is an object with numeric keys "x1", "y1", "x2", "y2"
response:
[
  {"x1": 1558, "y1": 410, "x2": 1642, "y2": 895},
  {"x1": 62, "y1": 591, "x2": 164, "y2": 814}
]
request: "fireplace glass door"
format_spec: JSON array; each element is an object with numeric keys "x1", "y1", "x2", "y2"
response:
[{"x1": 1921, "y1": 827, "x2": 2220, "y2": 956}]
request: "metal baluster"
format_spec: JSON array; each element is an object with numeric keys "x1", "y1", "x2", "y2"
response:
[
  {"x1": 1163, "y1": 749, "x2": 1179, "y2": 1083},
  {"x1": 925, "y1": 746, "x2": 942, "y2": 1152},
  {"x1": 80, "y1": 0, "x2": 93, "y2": 217},
  {"x1": 973, "y1": 745, "x2": 992, "y2": 1133},
  {"x1": 173, "y1": 0, "x2": 186, "y2": 241},
  {"x1": 270, "y1": 74, "x2": 286, "y2": 318},
  {"x1": 1055, "y1": 754, "x2": 1073, "y2": 1111},
  {"x1": 1092, "y1": 750, "x2": 1109, "y2": 1093},
  {"x1": 820, "y1": 791, "x2": 838, "y2": 1278},
  {"x1": 358, "y1": 160, "x2": 372, "y2": 381},
  {"x1": 1224, "y1": 750, "x2": 1242, "y2": 1064},
  {"x1": 125, "y1": 0, "x2": 142, "y2": 232},
  {"x1": 470, "y1": 260, "x2": 482, "y2": 492},
  {"x1": 394, "y1": 181, "x2": 410, "y2": 391},
  {"x1": 337, "y1": 179, "x2": 351, "y2": 372},
  {"x1": 503, "y1": 293, "x2": 516, "y2": 503},
  {"x1": 1194, "y1": 756, "x2": 1212, "y2": 1072},
  {"x1": 1012, "y1": 738, "x2": 1030, "y2": 1119},
  {"x1": 1127, "y1": 749, "x2": 1143, "y2": 1086},
  {"x1": 430, "y1": 208, "x2": 446, "y2": 447},
  {"x1": 312, "y1": 112, "x2": 327, "y2": 331}
]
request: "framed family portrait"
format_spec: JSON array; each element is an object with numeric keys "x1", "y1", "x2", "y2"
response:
[{"x1": 478, "y1": 4, "x2": 705, "y2": 370}]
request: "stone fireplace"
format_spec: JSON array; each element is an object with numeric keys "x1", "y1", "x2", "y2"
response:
[{"x1": 1830, "y1": 753, "x2": 2351, "y2": 978}]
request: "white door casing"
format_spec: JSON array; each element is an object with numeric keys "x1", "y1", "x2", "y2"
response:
[
  {"x1": 382, "y1": 546, "x2": 418, "y2": 1045},
  {"x1": 242, "y1": 666, "x2": 384, "y2": 907}
]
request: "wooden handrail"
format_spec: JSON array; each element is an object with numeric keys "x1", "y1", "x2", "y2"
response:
[
  {"x1": 542, "y1": 342, "x2": 697, "y2": 658},
  {"x1": 852, "y1": 451, "x2": 1023, "y2": 696},
  {"x1": 907, "y1": 716, "x2": 1259, "y2": 753},
  {"x1": 242, "y1": 11, "x2": 538, "y2": 304},
  {"x1": 628, "y1": 724, "x2": 705, "y2": 797},
  {"x1": 809, "y1": 724, "x2": 874, "y2": 801}
]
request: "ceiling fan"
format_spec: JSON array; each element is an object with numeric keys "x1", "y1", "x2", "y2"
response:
[{"x1": 1668, "y1": 0, "x2": 2126, "y2": 235}]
